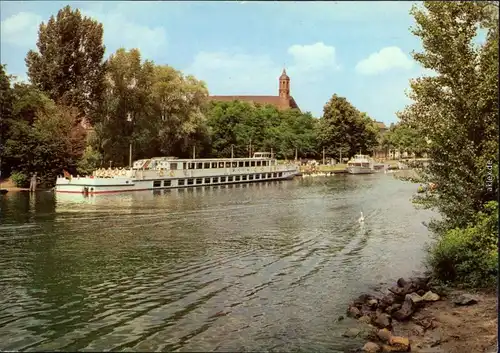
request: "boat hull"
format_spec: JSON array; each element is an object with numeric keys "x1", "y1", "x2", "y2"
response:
[
  {"x1": 346, "y1": 166, "x2": 374, "y2": 174},
  {"x1": 55, "y1": 169, "x2": 298, "y2": 195}
]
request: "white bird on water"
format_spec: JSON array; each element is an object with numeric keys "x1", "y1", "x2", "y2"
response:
[{"x1": 358, "y1": 211, "x2": 365, "y2": 224}]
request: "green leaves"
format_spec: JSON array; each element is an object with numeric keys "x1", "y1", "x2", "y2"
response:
[
  {"x1": 317, "y1": 94, "x2": 379, "y2": 158},
  {"x1": 403, "y1": 1, "x2": 498, "y2": 288},
  {"x1": 205, "y1": 101, "x2": 317, "y2": 159},
  {"x1": 25, "y1": 5, "x2": 106, "y2": 120}
]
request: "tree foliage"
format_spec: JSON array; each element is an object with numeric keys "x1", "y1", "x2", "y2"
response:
[
  {"x1": 400, "y1": 1, "x2": 499, "y2": 231},
  {"x1": 317, "y1": 94, "x2": 379, "y2": 159},
  {"x1": 25, "y1": 5, "x2": 106, "y2": 120},
  {"x1": 205, "y1": 101, "x2": 318, "y2": 159},
  {"x1": 401, "y1": 1, "x2": 498, "y2": 288}
]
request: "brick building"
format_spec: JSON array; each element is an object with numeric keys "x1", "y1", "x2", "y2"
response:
[{"x1": 208, "y1": 69, "x2": 300, "y2": 111}]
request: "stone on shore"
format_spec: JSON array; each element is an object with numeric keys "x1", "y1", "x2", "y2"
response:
[
  {"x1": 421, "y1": 291, "x2": 440, "y2": 302},
  {"x1": 392, "y1": 294, "x2": 416, "y2": 321},
  {"x1": 359, "y1": 315, "x2": 372, "y2": 324},
  {"x1": 363, "y1": 341, "x2": 381, "y2": 352},
  {"x1": 377, "y1": 328, "x2": 392, "y2": 343},
  {"x1": 373, "y1": 312, "x2": 392, "y2": 329},
  {"x1": 453, "y1": 293, "x2": 478, "y2": 306},
  {"x1": 348, "y1": 306, "x2": 362, "y2": 318},
  {"x1": 389, "y1": 336, "x2": 410, "y2": 351}
]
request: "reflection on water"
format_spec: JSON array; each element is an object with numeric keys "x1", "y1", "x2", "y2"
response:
[{"x1": 0, "y1": 175, "x2": 436, "y2": 352}]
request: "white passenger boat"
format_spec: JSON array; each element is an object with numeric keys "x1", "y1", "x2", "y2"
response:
[
  {"x1": 346, "y1": 154, "x2": 375, "y2": 174},
  {"x1": 55, "y1": 152, "x2": 300, "y2": 195}
]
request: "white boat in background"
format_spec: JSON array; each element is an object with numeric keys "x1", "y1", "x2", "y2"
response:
[
  {"x1": 55, "y1": 152, "x2": 299, "y2": 195},
  {"x1": 346, "y1": 154, "x2": 375, "y2": 174}
]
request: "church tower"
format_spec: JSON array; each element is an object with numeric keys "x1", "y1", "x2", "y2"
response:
[{"x1": 279, "y1": 68, "x2": 290, "y2": 99}]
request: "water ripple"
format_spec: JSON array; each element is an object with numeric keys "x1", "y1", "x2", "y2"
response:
[{"x1": 0, "y1": 175, "x2": 437, "y2": 352}]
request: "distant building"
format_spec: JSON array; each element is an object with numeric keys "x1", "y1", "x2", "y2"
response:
[{"x1": 208, "y1": 69, "x2": 301, "y2": 111}]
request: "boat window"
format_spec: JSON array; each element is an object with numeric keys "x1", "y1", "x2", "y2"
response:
[
  {"x1": 188, "y1": 163, "x2": 195, "y2": 170},
  {"x1": 249, "y1": 174, "x2": 254, "y2": 180},
  {"x1": 228, "y1": 176, "x2": 233, "y2": 182},
  {"x1": 225, "y1": 162, "x2": 231, "y2": 168},
  {"x1": 235, "y1": 175, "x2": 240, "y2": 181},
  {"x1": 244, "y1": 161, "x2": 250, "y2": 167},
  {"x1": 272, "y1": 173, "x2": 276, "y2": 178},
  {"x1": 196, "y1": 163, "x2": 203, "y2": 169},
  {"x1": 163, "y1": 180, "x2": 171, "y2": 187},
  {"x1": 219, "y1": 162, "x2": 224, "y2": 168},
  {"x1": 212, "y1": 177, "x2": 218, "y2": 183},
  {"x1": 178, "y1": 179, "x2": 185, "y2": 186},
  {"x1": 170, "y1": 162, "x2": 177, "y2": 170},
  {"x1": 221, "y1": 176, "x2": 226, "y2": 182},
  {"x1": 263, "y1": 161, "x2": 268, "y2": 166},
  {"x1": 196, "y1": 178, "x2": 203, "y2": 184},
  {"x1": 242, "y1": 175, "x2": 247, "y2": 180},
  {"x1": 278, "y1": 172, "x2": 283, "y2": 177},
  {"x1": 256, "y1": 161, "x2": 261, "y2": 167},
  {"x1": 153, "y1": 180, "x2": 162, "y2": 187},
  {"x1": 187, "y1": 179, "x2": 194, "y2": 185},
  {"x1": 232, "y1": 162, "x2": 237, "y2": 168},
  {"x1": 250, "y1": 161, "x2": 255, "y2": 167},
  {"x1": 256, "y1": 174, "x2": 260, "y2": 179},
  {"x1": 238, "y1": 161, "x2": 244, "y2": 167},
  {"x1": 211, "y1": 162, "x2": 217, "y2": 168},
  {"x1": 204, "y1": 178, "x2": 210, "y2": 184},
  {"x1": 204, "y1": 162, "x2": 210, "y2": 169}
]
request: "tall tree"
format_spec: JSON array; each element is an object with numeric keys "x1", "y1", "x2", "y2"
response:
[
  {"x1": 0, "y1": 65, "x2": 14, "y2": 178},
  {"x1": 317, "y1": 94, "x2": 378, "y2": 159},
  {"x1": 399, "y1": 1, "x2": 499, "y2": 231},
  {"x1": 25, "y1": 5, "x2": 106, "y2": 121}
]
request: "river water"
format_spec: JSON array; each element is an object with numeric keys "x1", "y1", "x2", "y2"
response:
[{"x1": 0, "y1": 174, "x2": 436, "y2": 352}]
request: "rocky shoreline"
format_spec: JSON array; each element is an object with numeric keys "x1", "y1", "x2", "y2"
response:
[{"x1": 342, "y1": 276, "x2": 498, "y2": 353}]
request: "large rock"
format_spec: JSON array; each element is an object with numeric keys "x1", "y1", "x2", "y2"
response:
[
  {"x1": 407, "y1": 292, "x2": 424, "y2": 304},
  {"x1": 421, "y1": 291, "x2": 440, "y2": 302},
  {"x1": 385, "y1": 303, "x2": 402, "y2": 314},
  {"x1": 453, "y1": 293, "x2": 478, "y2": 306},
  {"x1": 373, "y1": 312, "x2": 392, "y2": 329},
  {"x1": 378, "y1": 294, "x2": 396, "y2": 311},
  {"x1": 363, "y1": 342, "x2": 381, "y2": 353},
  {"x1": 389, "y1": 336, "x2": 411, "y2": 351},
  {"x1": 377, "y1": 328, "x2": 392, "y2": 343},
  {"x1": 392, "y1": 295, "x2": 416, "y2": 321},
  {"x1": 348, "y1": 306, "x2": 362, "y2": 318},
  {"x1": 342, "y1": 328, "x2": 362, "y2": 338},
  {"x1": 409, "y1": 276, "x2": 430, "y2": 291},
  {"x1": 359, "y1": 315, "x2": 372, "y2": 324}
]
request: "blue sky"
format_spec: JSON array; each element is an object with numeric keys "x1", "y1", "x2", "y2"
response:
[{"x1": 1, "y1": 1, "x2": 431, "y2": 124}]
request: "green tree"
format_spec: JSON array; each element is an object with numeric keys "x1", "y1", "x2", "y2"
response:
[
  {"x1": 26, "y1": 5, "x2": 106, "y2": 121},
  {"x1": 317, "y1": 94, "x2": 378, "y2": 160},
  {"x1": 95, "y1": 48, "x2": 154, "y2": 166},
  {"x1": 0, "y1": 64, "x2": 14, "y2": 178},
  {"x1": 149, "y1": 65, "x2": 210, "y2": 158},
  {"x1": 400, "y1": 1, "x2": 499, "y2": 232}
]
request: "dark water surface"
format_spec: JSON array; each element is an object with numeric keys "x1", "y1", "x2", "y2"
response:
[{"x1": 0, "y1": 175, "x2": 436, "y2": 352}]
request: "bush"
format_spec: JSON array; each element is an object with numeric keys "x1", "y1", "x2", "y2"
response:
[
  {"x1": 10, "y1": 171, "x2": 29, "y2": 188},
  {"x1": 426, "y1": 201, "x2": 498, "y2": 288}
]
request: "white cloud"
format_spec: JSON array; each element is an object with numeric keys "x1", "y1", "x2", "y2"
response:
[
  {"x1": 355, "y1": 46, "x2": 413, "y2": 75},
  {"x1": 185, "y1": 42, "x2": 339, "y2": 95},
  {"x1": 0, "y1": 12, "x2": 42, "y2": 47},
  {"x1": 81, "y1": 10, "x2": 167, "y2": 59},
  {"x1": 287, "y1": 42, "x2": 340, "y2": 72}
]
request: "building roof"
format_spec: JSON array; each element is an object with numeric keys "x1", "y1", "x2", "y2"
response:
[
  {"x1": 375, "y1": 121, "x2": 387, "y2": 130},
  {"x1": 280, "y1": 69, "x2": 290, "y2": 80},
  {"x1": 208, "y1": 95, "x2": 300, "y2": 111}
]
